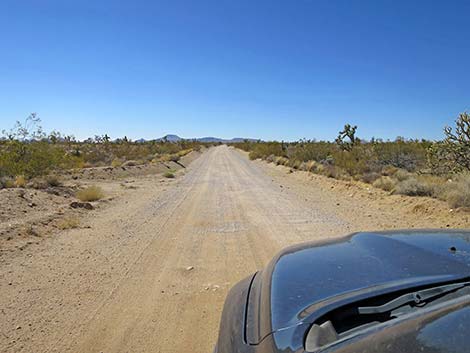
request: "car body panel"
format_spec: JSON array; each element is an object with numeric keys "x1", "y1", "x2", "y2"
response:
[{"x1": 215, "y1": 230, "x2": 470, "y2": 353}]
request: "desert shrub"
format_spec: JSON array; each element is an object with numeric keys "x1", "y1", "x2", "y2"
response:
[
  {"x1": 361, "y1": 172, "x2": 381, "y2": 184},
  {"x1": 169, "y1": 154, "x2": 180, "y2": 162},
  {"x1": 372, "y1": 139, "x2": 429, "y2": 171},
  {"x1": 275, "y1": 157, "x2": 289, "y2": 166},
  {"x1": 76, "y1": 186, "x2": 104, "y2": 201},
  {"x1": 111, "y1": 158, "x2": 123, "y2": 167},
  {"x1": 286, "y1": 141, "x2": 333, "y2": 162},
  {"x1": 288, "y1": 159, "x2": 302, "y2": 169},
  {"x1": 45, "y1": 175, "x2": 61, "y2": 187},
  {"x1": 381, "y1": 165, "x2": 398, "y2": 176},
  {"x1": 394, "y1": 169, "x2": 412, "y2": 182},
  {"x1": 0, "y1": 139, "x2": 78, "y2": 178},
  {"x1": 320, "y1": 165, "x2": 349, "y2": 180},
  {"x1": 0, "y1": 177, "x2": 14, "y2": 189},
  {"x1": 248, "y1": 142, "x2": 284, "y2": 160},
  {"x1": 265, "y1": 154, "x2": 276, "y2": 163},
  {"x1": 164, "y1": 172, "x2": 175, "y2": 178},
  {"x1": 1, "y1": 115, "x2": 81, "y2": 178},
  {"x1": 28, "y1": 178, "x2": 48, "y2": 189},
  {"x1": 304, "y1": 161, "x2": 318, "y2": 172},
  {"x1": 373, "y1": 176, "x2": 396, "y2": 191},
  {"x1": 122, "y1": 160, "x2": 138, "y2": 167},
  {"x1": 14, "y1": 175, "x2": 26, "y2": 188},
  {"x1": 394, "y1": 178, "x2": 434, "y2": 197},
  {"x1": 57, "y1": 217, "x2": 80, "y2": 230},
  {"x1": 441, "y1": 174, "x2": 470, "y2": 208}
]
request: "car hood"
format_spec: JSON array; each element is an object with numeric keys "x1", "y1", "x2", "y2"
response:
[{"x1": 246, "y1": 230, "x2": 470, "y2": 344}]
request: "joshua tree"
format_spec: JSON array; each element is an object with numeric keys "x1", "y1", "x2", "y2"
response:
[
  {"x1": 428, "y1": 112, "x2": 470, "y2": 173},
  {"x1": 335, "y1": 124, "x2": 358, "y2": 151},
  {"x1": 444, "y1": 112, "x2": 470, "y2": 171}
]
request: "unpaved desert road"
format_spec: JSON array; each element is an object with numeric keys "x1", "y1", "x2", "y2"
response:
[{"x1": 4, "y1": 145, "x2": 457, "y2": 353}]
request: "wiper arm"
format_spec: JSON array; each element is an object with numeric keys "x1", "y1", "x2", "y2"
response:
[{"x1": 358, "y1": 281, "x2": 470, "y2": 315}]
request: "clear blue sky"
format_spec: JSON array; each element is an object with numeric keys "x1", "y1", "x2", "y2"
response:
[{"x1": 1, "y1": 0, "x2": 469, "y2": 141}]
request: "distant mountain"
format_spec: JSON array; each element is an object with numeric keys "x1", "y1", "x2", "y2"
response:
[
  {"x1": 158, "y1": 134, "x2": 182, "y2": 142},
  {"x1": 155, "y1": 135, "x2": 258, "y2": 143}
]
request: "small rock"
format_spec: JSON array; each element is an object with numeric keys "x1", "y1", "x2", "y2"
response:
[
  {"x1": 186, "y1": 266, "x2": 194, "y2": 271},
  {"x1": 70, "y1": 202, "x2": 93, "y2": 210},
  {"x1": 16, "y1": 326, "x2": 21, "y2": 330}
]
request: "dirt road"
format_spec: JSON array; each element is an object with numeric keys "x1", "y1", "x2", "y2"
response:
[{"x1": 1, "y1": 145, "x2": 467, "y2": 353}]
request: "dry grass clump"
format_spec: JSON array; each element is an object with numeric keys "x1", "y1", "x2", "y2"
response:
[
  {"x1": 265, "y1": 154, "x2": 276, "y2": 163},
  {"x1": 164, "y1": 172, "x2": 175, "y2": 178},
  {"x1": 394, "y1": 177, "x2": 434, "y2": 197},
  {"x1": 14, "y1": 175, "x2": 26, "y2": 188},
  {"x1": 301, "y1": 160, "x2": 318, "y2": 172},
  {"x1": 122, "y1": 160, "x2": 138, "y2": 167},
  {"x1": 288, "y1": 159, "x2": 302, "y2": 170},
  {"x1": 45, "y1": 175, "x2": 61, "y2": 187},
  {"x1": 111, "y1": 158, "x2": 123, "y2": 167},
  {"x1": 320, "y1": 165, "x2": 350, "y2": 180},
  {"x1": 275, "y1": 157, "x2": 289, "y2": 166},
  {"x1": 57, "y1": 217, "x2": 80, "y2": 230},
  {"x1": 373, "y1": 176, "x2": 396, "y2": 191},
  {"x1": 76, "y1": 185, "x2": 104, "y2": 201}
]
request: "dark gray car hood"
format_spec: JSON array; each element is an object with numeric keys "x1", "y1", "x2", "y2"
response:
[{"x1": 247, "y1": 230, "x2": 470, "y2": 344}]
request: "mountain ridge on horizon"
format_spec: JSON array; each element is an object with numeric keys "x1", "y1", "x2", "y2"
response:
[{"x1": 135, "y1": 134, "x2": 259, "y2": 143}]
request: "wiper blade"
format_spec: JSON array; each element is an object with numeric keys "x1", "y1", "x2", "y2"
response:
[{"x1": 358, "y1": 281, "x2": 470, "y2": 315}]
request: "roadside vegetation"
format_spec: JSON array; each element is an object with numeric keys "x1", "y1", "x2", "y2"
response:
[
  {"x1": 163, "y1": 171, "x2": 176, "y2": 178},
  {"x1": 0, "y1": 114, "x2": 211, "y2": 190},
  {"x1": 76, "y1": 186, "x2": 105, "y2": 202},
  {"x1": 237, "y1": 112, "x2": 470, "y2": 209}
]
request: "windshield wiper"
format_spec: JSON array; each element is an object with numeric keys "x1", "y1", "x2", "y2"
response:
[{"x1": 358, "y1": 281, "x2": 470, "y2": 315}]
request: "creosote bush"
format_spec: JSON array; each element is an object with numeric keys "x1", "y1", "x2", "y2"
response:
[{"x1": 1, "y1": 115, "x2": 212, "y2": 182}]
